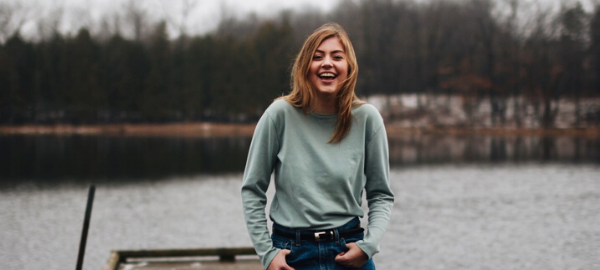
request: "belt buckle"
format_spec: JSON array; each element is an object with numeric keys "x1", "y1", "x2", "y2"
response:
[{"x1": 314, "y1": 231, "x2": 330, "y2": 241}]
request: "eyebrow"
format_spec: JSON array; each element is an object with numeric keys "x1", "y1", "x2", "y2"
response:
[{"x1": 315, "y1": 49, "x2": 345, "y2": 54}]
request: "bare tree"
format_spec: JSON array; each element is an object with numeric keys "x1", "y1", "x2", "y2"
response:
[
  {"x1": 468, "y1": 0, "x2": 507, "y2": 125},
  {"x1": 0, "y1": 1, "x2": 30, "y2": 43},
  {"x1": 505, "y1": 0, "x2": 525, "y2": 127},
  {"x1": 557, "y1": 2, "x2": 588, "y2": 126},
  {"x1": 526, "y1": 4, "x2": 561, "y2": 128},
  {"x1": 96, "y1": 13, "x2": 123, "y2": 41},
  {"x1": 36, "y1": 6, "x2": 65, "y2": 41},
  {"x1": 155, "y1": 0, "x2": 199, "y2": 39},
  {"x1": 123, "y1": 0, "x2": 149, "y2": 41},
  {"x1": 592, "y1": 4, "x2": 600, "y2": 97}
]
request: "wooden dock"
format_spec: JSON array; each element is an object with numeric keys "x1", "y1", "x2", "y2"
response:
[{"x1": 102, "y1": 247, "x2": 262, "y2": 270}]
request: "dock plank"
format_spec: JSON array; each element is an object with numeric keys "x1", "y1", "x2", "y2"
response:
[
  {"x1": 117, "y1": 260, "x2": 262, "y2": 270},
  {"x1": 103, "y1": 247, "x2": 262, "y2": 270}
]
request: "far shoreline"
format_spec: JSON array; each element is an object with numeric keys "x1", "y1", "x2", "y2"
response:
[{"x1": 0, "y1": 123, "x2": 599, "y2": 138}]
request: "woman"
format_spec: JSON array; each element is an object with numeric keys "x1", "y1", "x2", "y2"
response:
[{"x1": 241, "y1": 22, "x2": 394, "y2": 270}]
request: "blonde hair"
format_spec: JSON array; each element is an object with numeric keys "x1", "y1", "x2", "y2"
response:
[{"x1": 283, "y1": 22, "x2": 364, "y2": 143}]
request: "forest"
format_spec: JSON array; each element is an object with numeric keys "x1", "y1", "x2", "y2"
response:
[{"x1": 1, "y1": 0, "x2": 599, "y2": 127}]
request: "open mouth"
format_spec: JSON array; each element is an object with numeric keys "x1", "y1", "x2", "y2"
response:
[{"x1": 318, "y1": 72, "x2": 337, "y2": 80}]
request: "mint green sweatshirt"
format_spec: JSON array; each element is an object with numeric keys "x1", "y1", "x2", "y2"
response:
[{"x1": 241, "y1": 99, "x2": 394, "y2": 268}]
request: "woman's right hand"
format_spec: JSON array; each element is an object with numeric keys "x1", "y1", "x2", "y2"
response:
[{"x1": 267, "y1": 249, "x2": 295, "y2": 270}]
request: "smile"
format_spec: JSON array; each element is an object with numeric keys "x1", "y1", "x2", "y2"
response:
[{"x1": 318, "y1": 72, "x2": 337, "y2": 79}]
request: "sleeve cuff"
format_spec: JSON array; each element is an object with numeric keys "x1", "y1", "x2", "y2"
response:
[
  {"x1": 355, "y1": 240, "x2": 379, "y2": 259},
  {"x1": 262, "y1": 248, "x2": 280, "y2": 269}
]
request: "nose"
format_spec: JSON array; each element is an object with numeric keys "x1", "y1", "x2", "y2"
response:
[{"x1": 322, "y1": 55, "x2": 333, "y2": 68}]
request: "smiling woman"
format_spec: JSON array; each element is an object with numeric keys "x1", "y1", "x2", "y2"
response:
[{"x1": 241, "y1": 23, "x2": 394, "y2": 270}]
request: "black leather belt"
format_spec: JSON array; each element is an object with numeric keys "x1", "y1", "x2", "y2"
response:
[{"x1": 273, "y1": 227, "x2": 364, "y2": 241}]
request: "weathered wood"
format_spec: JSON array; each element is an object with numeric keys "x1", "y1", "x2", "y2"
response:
[
  {"x1": 117, "y1": 260, "x2": 262, "y2": 270},
  {"x1": 76, "y1": 185, "x2": 95, "y2": 270},
  {"x1": 102, "y1": 252, "x2": 121, "y2": 270},
  {"x1": 113, "y1": 247, "x2": 256, "y2": 260},
  {"x1": 103, "y1": 247, "x2": 260, "y2": 270}
]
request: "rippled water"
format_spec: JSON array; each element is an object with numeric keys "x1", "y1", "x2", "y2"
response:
[
  {"x1": 383, "y1": 164, "x2": 600, "y2": 270},
  {"x1": 1, "y1": 164, "x2": 598, "y2": 270}
]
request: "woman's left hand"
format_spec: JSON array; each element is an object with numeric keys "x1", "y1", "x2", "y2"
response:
[{"x1": 334, "y1": 242, "x2": 369, "y2": 267}]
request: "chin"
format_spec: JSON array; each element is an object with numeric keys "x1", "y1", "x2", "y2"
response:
[{"x1": 316, "y1": 89, "x2": 339, "y2": 96}]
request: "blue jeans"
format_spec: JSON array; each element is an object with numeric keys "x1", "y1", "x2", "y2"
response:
[{"x1": 271, "y1": 218, "x2": 376, "y2": 270}]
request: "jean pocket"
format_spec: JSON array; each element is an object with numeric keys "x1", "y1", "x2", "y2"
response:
[
  {"x1": 336, "y1": 237, "x2": 349, "y2": 254},
  {"x1": 271, "y1": 234, "x2": 293, "y2": 250},
  {"x1": 342, "y1": 231, "x2": 364, "y2": 244}
]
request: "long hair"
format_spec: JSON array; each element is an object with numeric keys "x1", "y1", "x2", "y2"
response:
[{"x1": 283, "y1": 22, "x2": 364, "y2": 143}]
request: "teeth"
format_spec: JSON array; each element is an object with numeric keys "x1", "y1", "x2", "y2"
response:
[{"x1": 320, "y1": 73, "x2": 335, "y2": 78}]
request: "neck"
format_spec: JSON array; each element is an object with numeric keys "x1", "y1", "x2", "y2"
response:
[{"x1": 312, "y1": 94, "x2": 337, "y2": 114}]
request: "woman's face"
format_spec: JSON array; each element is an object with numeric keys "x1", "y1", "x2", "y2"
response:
[{"x1": 309, "y1": 37, "x2": 349, "y2": 98}]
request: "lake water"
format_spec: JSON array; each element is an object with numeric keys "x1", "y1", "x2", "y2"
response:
[{"x1": 1, "y1": 135, "x2": 599, "y2": 270}]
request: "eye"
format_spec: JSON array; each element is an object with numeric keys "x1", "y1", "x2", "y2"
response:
[
  {"x1": 313, "y1": 54, "x2": 323, "y2": 60},
  {"x1": 333, "y1": 54, "x2": 344, "y2": 60}
]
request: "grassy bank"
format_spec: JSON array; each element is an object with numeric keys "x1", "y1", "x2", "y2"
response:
[
  {"x1": 0, "y1": 123, "x2": 257, "y2": 137},
  {"x1": 1, "y1": 123, "x2": 599, "y2": 138},
  {"x1": 384, "y1": 125, "x2": 600, "y2": 138}
]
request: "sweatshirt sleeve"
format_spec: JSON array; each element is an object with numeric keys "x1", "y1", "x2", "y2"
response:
[
  {"x1": 241, "y1": 111, "x2": 281, "y2": 269},
  {"x1": 355, "y1": 119, "x2": 395, "y2": 258}
]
